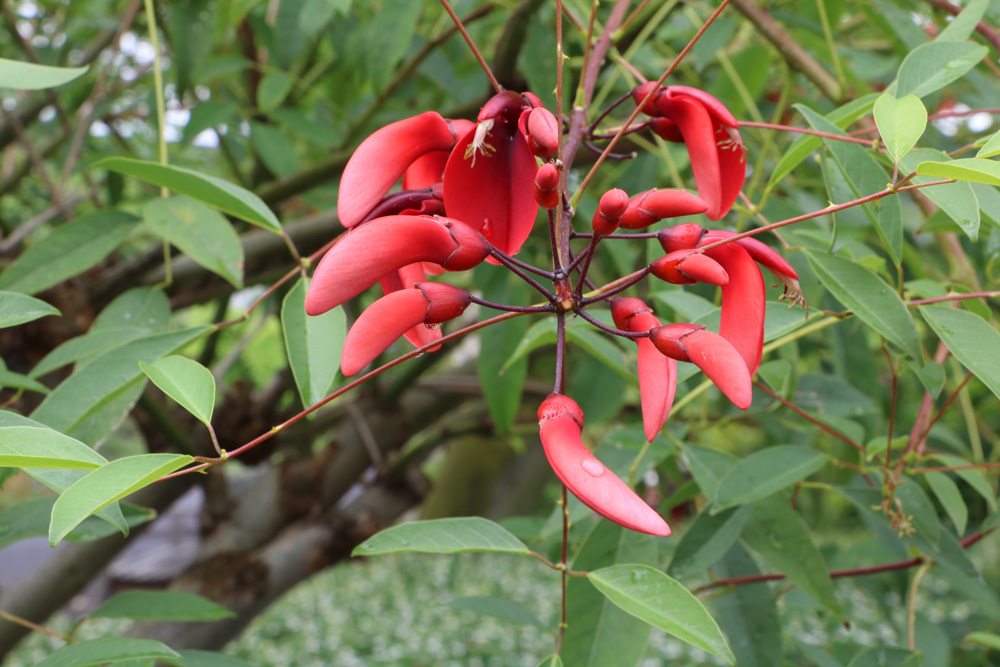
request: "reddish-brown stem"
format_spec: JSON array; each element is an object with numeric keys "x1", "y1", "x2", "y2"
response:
[
  {"x1": 469, "y1": 296, "x2": 553, "y2": 314},
  {"x1": 913, "y1": 462, "x2": 1000, "y2": 473},
  {"x1": 909, "y1": 290, "x2": 1000, "y2": 306},
  {"x1": 159, "y1": 310, "x2": 533, "y2": 481},
  {"x1": 738, "y1": 120, "x2": 877, "y2": 146},
  {"x1": 883, "y1": 343, "x2": 899, "y2": 470},
  {"x1": 554, "y1": 312, "x2": 567, "y2": 394},
  {"x1": 754, "y1": 381, "x2": 867, "y2": 454},
  {"x1": 581, "y1": 266, "x2": 651, "y2": 304},
  {"x1": 573, "y1": 0, "x2": 731, "y2": 202},
  {"x1": 918, "y1": 372, "x2": 975, "y2": 443},
  {"x1": 899, "y1": 342, "x2": 951, "y2": 476},
  {"x1": 694, "y1": 531, "x2": 989, "y2": 594},
  {"x1": 576, "y1": 309, "x2": 646, "y2": 339},
  {"x1": 439, "y1": 0, "x2": 502, "y2": 93},
  {"x1": 488, "y1": 248, "x2": 559, "y2": 301},
  {"x1": 0, "y1": 609, "x2": 67, "y2": 642}
]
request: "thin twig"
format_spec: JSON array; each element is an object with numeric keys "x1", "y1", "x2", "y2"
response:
[{"x1": 439, "y1": 0, "x2": 503, "y2": 93}]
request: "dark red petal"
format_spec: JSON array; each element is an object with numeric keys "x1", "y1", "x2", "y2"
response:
[
  {"x1": 306, "y1": 215, "x2": 487, "y2": 315},
  {"x1": 338, "y1": 112, "x2": 455, "y2": 228},
  {"x1": 402, "y1": 151, "x2": 449, "y2": 190},
  {"x1": 702, "y1": 243, "x2": 765, "y2": 373},
  {"x1": 538, "y1": 394, "x2": 670, "y2": 536},
  {"x1": 525, "y1": 107, "x2": 560, "y2": 159},
  {"x1": 651, "y1": 250, "x2": 729, "y2": 286},
  {"x1": 715, "y1": 124, "x2": 746, "y2": 221},
  {"x1": 657, "y1": 223, "x2": 707, "y2": 253},
  {"x1": 341, "y1": 288, "x2": 430, "y2": 376},
  {"x1": 666, "y1": 86, "x2": 738, "y2": 127},
  {"x1": 655, "y1": 95, "x2": 725, "y2": 220},
  {"x1": 631, "y1": 82, "x2": 664, "y2": 115},
  {"x1": 443, "y1": 123, "x2": 539, "y2": 257},
  {"x1": 619, "y1": 189, "x2": 708, "y2": 229},
  {"x1": 381, "y1": 263, "x2": 442, "y2": 351},
  {"x1": 650, "y1": 325, "x2": 751, "y2": 409},
  {"x1": 650, "y1": 117, "x2": 683, "y2": 142}
]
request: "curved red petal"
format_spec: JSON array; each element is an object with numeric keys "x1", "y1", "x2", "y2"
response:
[
  {"x1": 702, "y1": 231, "x2": 798, "y2": 280},
  {"x1": 619, "y1": 188, "x2": 708, "y2": 229},
  {"x1": 443, "y1": 123, "x2": 539, "y2": 257},
  {"x1": 657, "y1": 96, "x2": 724, "y2": 220},
  {"x1": 715, "y1": 125, "x2": 746, "y2": 220},
  {"x1": 680, "y1": 329, "x2": 752, "y2": 409},
  {"x1": 402, "y1": 150, "x2": 450, "y2": 190},
  {"x1": 538, "y1": 394, "x2": 670, "y2": 536},
  {"x1": 338, "y1": 112, "x2": 456, "y2": 228},
  {"x1": 667, "y1": 86, "x2": 738, "y2": 127},
  {"x1": 703, "y1": 243, "x2": 765, "y2": 373},
  {"x1": 651, "y1": 250, "x2": 729, "y2": 286},
  {"x1": 381, "y1": 263, "x2": 442, "y2": 351},
  {"x1": 341, "y1": 288, "x2": 430, "y2": 376},
  {"x1": 305, "y1": 215, "x2": 486, "y2": 315}
]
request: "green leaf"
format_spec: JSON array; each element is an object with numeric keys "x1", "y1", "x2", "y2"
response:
[
  {"x1": 536, "y1": 657, "x2": 564, "y2": 667},
  {"x1": 917, "y1": 157, "x2": 1000, "y2": 187},
  {"x1": 351, "y1": 517, "x2": 531, "y2": 556},
  {"x1": 0, "y1": 359, "x2": 49, "y2": 394},
  {"x1": 977, "y1": 129, "x2": 1000, "y2": 159},
  {"x1": 250, "y1": 122, "x2": 299, "y2": 178},
  {"x1": 95, "y1": 157, "x2": 281, "y2": 232},
  {"x1": 0, "y1": 58, "x2": 87, "y2": 90},
  {"x1": 873, "y1": 93, "x2": 926, "y2": 163},
  {"x1": 49, "y1": 453, "x2": 193, "y2": 545},
  {"x1": 501, "y1": 318, "x2": 631, "y2": 381},
  {"x1": 925, "y1": 471, "x2": 968, "y2": 535},
  {"x1": 741, "y1": 495, "x2": 842, "y2": 615},
  {"x1": 91, "y1": 590, "x2": 234, "y2": 622},
  {"x1": 35, "y1": 638, "x2": 181, "y2": 667},
  {"x1": 0, "y1": 211, "x2": 136, "y2": 295},
  {"x1": 964, "y1": 631, "x2": 1000, "y2": 651},
  {"x1": 683, "y1": 445, "x2": 737, "y2": 502},
  {"x1": 0, "y1": 497, "x2": 153, "y2": 548},
  {"x1": 31, "y1": 327, "x2": 211, "y2": 438},
  {"x1": 280, "y1": 278, "x2": 345, "y2": 409},
  {"x1": 140, "y1": 355, "x2": 216, "y2": 426},
  {"x1": 710, "y1": 543, "x2": 784, "y2": 667},
  {"x1": 257, "y1": 71, "x2": 293, "y2": 112},
  {"x1": 0, "y1": 425, "x2": 106, "y2": 470},
  {"x1": 0, "y1": 291, "x2": 60, "y2": 328},
  {"x1": 797, "y1": 105, "x2": 902, "y2": 264},
  {"x1": 936, "y1": 0, "x2": 990, "y2": 42},
  {"x1": 588, "y1": 564, "x2": 735, "y2": 664},
  {"x1": 805, "y1": 251, "x2": 922, "y2": 360},
  {"x1": 846, "y1": 647, "x2": 922, "y2": 667},
  {"x1": 768, "y1": 94, "x2": 878, "y2": 190},
  {"x1": 932, "y1": 454, "x2": 997, "y2": 512},
  {"x1": 563, "y1": 522, "x2": 657, "y2": 667},
  {"x1": 920, "y1": 306, "x2": 1000, "y2": 398},
  {"x1": 896, "y1": 477, "x2": 942, "y2": 547},
  {"x1": 143, "y1": 197, "x2": 244, "y2": 288},
  {"x1": 713, "y1": 446, "x2": 827, "y2": 511},
  {"x1": 901, "y1": 149, "x2": 980, "y2": 241},
  {"x1": 446, "y1": 596, "x2": 540, "y2": 627},
  {"x1": 668, "y1": 506, "x2": 751, "y2": 578},
  {"x1": 177, "y1": 650, "x2": 257, "y2": 667},
  {"x1": 894, "y1": 41, "x2": 988, "y2": 98}
]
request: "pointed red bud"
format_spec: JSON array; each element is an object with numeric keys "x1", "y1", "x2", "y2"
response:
[
  {"x1": 306, "y1": 215, "x2": 487, "y2": 316},
  {"x1": 701, "y1": 243, "x2": 765, "y2": 374},
  {"x1": 619, "y1": 189, "x2": 709, "y2": 229},
  {"x1": 538, "y1": 394, "x2": 670, "y2": 536},
  {"x1": 657, "y1": 223, "x2": 706, "y2": 252},
  {"x1": 650, "y1": 249, "x2": 729, "y2": 286},
  {"x1": 701, "y1": 231, "x2": 799, "y2": 281},
  {"x1": 534, "y1": 163, "x2": 561, "y2": 209},
  {"x1": 341, "y1": 283, "x2": 470, "y2": 376},
  {"x1": 631, "y1": 82, "x2": 664, "y2": 115},
  {"x1": 523, "y1": 107, "x2": 560, "y2": 159},
  {"x1": 611, "y1": 298, "x2": 677, "y2": 442},
  {"x1": 592, "y1": 188, "x2": 630, "y2": 236},
  {"x1": 650, "y1": 325, "x2": 752, "y2": 409},
  {"x1": 338, "y1": 112, "x2": 456, "y2": 228}
]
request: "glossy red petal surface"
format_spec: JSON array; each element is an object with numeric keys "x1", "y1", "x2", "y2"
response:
[
  {"x1": 538, "y1": 394, "x2": 670, "y2": 536},
  {"x1": 341, "y1": 288, "x2": 430, "y2": 376},
  {"x1": 703, "y1": 231, "x2": 798, "y2": 280},
  {"x1": 338, "y1": 112, "x2": 455, "y2": 228},
  {"x1": 381, "y1": 263, "x2": 442, "y2": 351},
  {"x1": 402, "y1": 151, "x2": 450, "y2": 190},
  {"x1": 680, "y1": 329, "x2": 752, "y2": 409},
  {"x1": 703, "y1": 243, "x2": 765, "y2": 373}
]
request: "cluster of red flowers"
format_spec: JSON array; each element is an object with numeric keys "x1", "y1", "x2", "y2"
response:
[{"x1": 306, "y1": 84, "x2": 799, "y2": 537}]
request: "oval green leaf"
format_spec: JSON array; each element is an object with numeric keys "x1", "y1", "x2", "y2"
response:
[
  {"x1": 713, "y1": 446, "x2": 828, "y2": 510},
  {"x1": 140, "y1": 355, "x2": 216, "y2": 425},
  {"x1": 0, "y1": 425, "x2": 106, "y2": 470},
  {"x1": 35, "y1": 638, "x2": 180, "y2": 667},
  {"x1": 920, "y1": 306, "x2": 1000, "y2": 399},
  {"x1": 917, "y1": 157, "x2": 1000, "y2": 187},
  {"x1": 804, "y1": 251, "x2": 922, "y2": 360},
  {"x1": 925, "y1": 471, "x2": 967, "y2": 535},
  {"x1": 352, "y1": 517, "x2": 531, "y2": 557},
  {"x1": 976, "y1": 129, "x2": 1000, "y2": 159},
  {"x1": 49, "y1": 453, "x2": 193, "y2": 545},
  {"x1": 90, "y1": 590, "x2": 234, "y2": 622},
  {"x1": 95, "y1": 157, "x2": 281, "y2": 232},
  {"x1": 0, "y1": 58, "x2": 87, "y2": 90},
  {"x1": 587, "y1": 564, "x2": 735, "y2": 665},
  {"x1": 846, "y1": 647, "x2": 922, "y2": 667},
  {"x1": 143, "y1": 197, "x2": 244, "y2": 288},
  {"x1": 668, "y1": 506, "x2": 751, "y2": 578},
  {"x1": 901, "y1": 149, "x2": 980, "y2": 240},
  {"x1": 894, "y1": 42, "x2": 988, "y2": 98},
  {"x1": 873, "y1": 93, "x2": 926, "y2": 163},
  {"x1": 0, "y1": 291, "x2": 60, "y2": 328},
  {"x1": 281, "y1": 278, "x2": 345, "y2": 408}
]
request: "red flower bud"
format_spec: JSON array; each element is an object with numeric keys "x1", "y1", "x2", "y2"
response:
[
  {"x1": 305, "y1": 215, "x2": 487, "y2": 316},
  {"x1": 338, "y1": 111, "x2": 457, "y2": 228},
  {"x1": 533, "y1": 163, "x2": 561, "y2": 209},
  {"x1": 657, "y1": 223, "x2": 706, "y2": 252},
  {"x1": 701, "y1": 243, "x2": 765, "y2": 374},
  {"x1": 650, "y1": 117, "x2": 683, "y2": 143},
  {"x1": 538, "y1": 393, "x2": 670, "y2": 536},
  {"x1": 701, "y1": 230, "x2": 799, "y2": 281},
  {"x1": 631, "y1": 82, "x2": 664, "y2": 115},
  {"x1": 591, "y1": 188, "x2": 630, "y2": 236},
  {"x1": 650, "y1": 324, "x2": 752, "y2": 409},
  {"x1": 523, "y1": 107, "x2": 560, "y2": 159},
  {"x1": 611, "y1": 298, "x2": 677, "y2": 442},
  {"x1": 650, "y1": 249, "x2": 729, "y2": 286},
  {"x1": 619, "y1": 189, "x2": 708, "y2": 229},
  {"x1": 341, "y1": 283, "x2": 470, "y2": 376}
]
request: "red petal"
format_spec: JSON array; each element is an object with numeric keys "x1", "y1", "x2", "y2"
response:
[
  {"x1": 715, "y1": 125, "x2": 746, "y2": 220},
  {"x1": 651, "y1": 250, "x2": 729, "y2": 286},
  {"x1": 666, "y1": 86, "x2": 738, "y2": 127},
  {"x1": 619, "y1": 189, "x2": 708, "y2": 229},
  {"x1": 656, "y1": 95, "x2": 724, "y2": 220},
  {"x1": 306, "y1": 215, "x2": 487, "y2": 315},
  {"x1": 702, "y1": 231, "x2": 798, "y2": 280},
  {"x1": 341, "y1": 288, "x2": 430, "y2": 376},
  {"x1": 381, "y1": 263, "x2": 442, "y2": 350},
  {"x1": 339, "y1": 112, "x2": 455, "y2": 228},
  {"x1": 402, "y1": 151, "x2": 450, "y2": 190},
  {"x1": 677, "y1": 328, "x2": 752, "y2": 409},
  {"x1": 702, "y1": 243, "x2": 765, "y2": 373},
  {"x1": 443, "y1": 123, "x2": 539, "y2": 257},
  {"x1": 538, "y1": 394, "x2": 670, "y2": 536}
]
